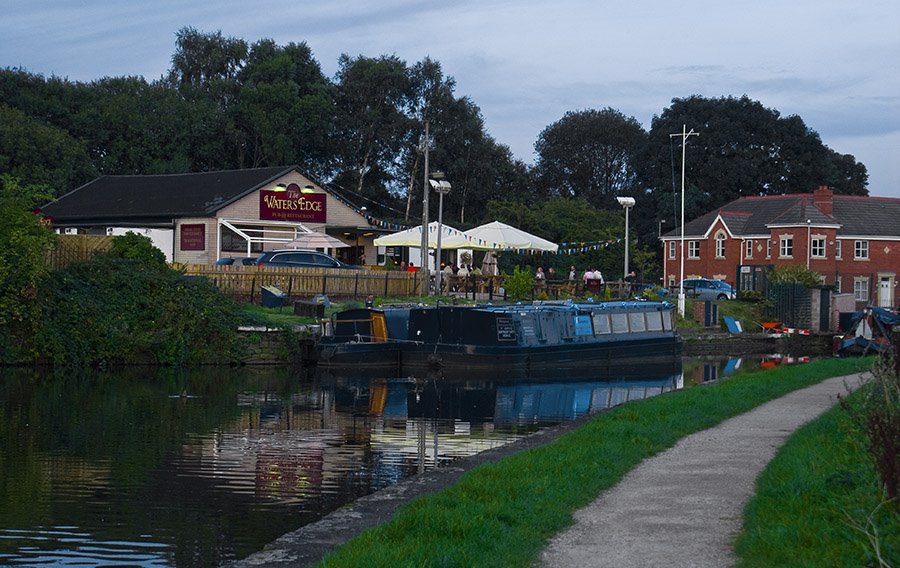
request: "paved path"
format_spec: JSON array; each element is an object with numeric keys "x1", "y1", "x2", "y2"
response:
[{"x1": 539, "y1": 372, "x2": 867, "y2": 568}]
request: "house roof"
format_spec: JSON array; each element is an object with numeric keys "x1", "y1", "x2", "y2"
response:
[
  {"x1": 41, "y1": 166, "x2": 296, "y2": 224},
  {"x1": 663, "y1": 193, "x2": 900, "y2": 239}
]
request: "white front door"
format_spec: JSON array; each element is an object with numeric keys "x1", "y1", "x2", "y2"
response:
[{"x1": 879, "y1": 277, "x2": 893, "y2": 308}]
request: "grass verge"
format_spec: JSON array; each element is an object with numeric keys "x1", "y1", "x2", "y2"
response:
[
  {"x1": 734, "y1": 384, "x2": 899, "y2": 567},
  {"x1": 318, "y1": 357, "x2": 874, "y2": 568}
]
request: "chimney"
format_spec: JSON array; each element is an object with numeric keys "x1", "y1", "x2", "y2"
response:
[{"x1": 813, "y1": 185, "x2": 833, "y2": 216}]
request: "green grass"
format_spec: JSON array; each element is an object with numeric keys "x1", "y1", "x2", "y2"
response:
[
  {"x1": 735, "y1": 386, "x2": 899, "y2": 567},
  {"x1": 676, "y1": 297, "x2": 769, "y2": 332},
  {"x1": 318, "y1": 357, "x2": 875, "y2": 568}
]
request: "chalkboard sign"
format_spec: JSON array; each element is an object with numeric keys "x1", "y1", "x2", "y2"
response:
[{"x1": 496, "y1": 317, "x2": 517, "y2": 342}]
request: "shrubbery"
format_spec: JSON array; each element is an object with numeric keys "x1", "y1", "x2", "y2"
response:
[
  {"x1": 503, "y1": 266, "x2": 534, "y2": 301},
  {"x1": 35, "y1": 254, "x2": 246, "y2": 365}
]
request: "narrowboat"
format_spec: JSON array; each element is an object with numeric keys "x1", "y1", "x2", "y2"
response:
[
  {"x1": 835, "y1": 306, "x2": 900, "y2": 356},
  {"x1": 318, "y1": 300, "x2": 681, "y2": 374}
]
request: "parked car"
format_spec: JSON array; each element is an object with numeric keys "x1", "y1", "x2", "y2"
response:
[
  {"x1": 255, "y1": 249, "x2": 362, "y2": 269},
  {"x1": 214, "y1": 257, "x2": 257, "y2": 266},
  {"x1": 679, "y1": 278, "x2": 735, "y2": 300}
]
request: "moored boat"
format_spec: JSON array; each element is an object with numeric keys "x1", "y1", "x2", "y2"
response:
[
  {"x1": 318, "y1": 300, "x2": 681, "y2": 374},
  {"x1": 835, "y1": 306, "x2": 899, "y2": 356}
]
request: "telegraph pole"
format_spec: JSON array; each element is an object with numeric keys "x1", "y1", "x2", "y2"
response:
[
  {"x1": 420, "y1": 121, "x2": 430, "y2": 281},
  {"x1": 670, "y1": 125, "x2": 699, "y2": 317}
]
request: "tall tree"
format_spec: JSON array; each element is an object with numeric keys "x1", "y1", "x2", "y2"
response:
[
  {"x1": 333, "y1": 54, "x2": 413, "y2": 201},
  {"x1": 234, "y1": 39, "x2": 335, "y2": 174},
  {"x1": 534, "y1": 108, "x2": 645, "y2": 204},
  {"x1": 640, "y1": 95, "x2": 869, "y2": 225},
  {"x1": 0, "y1": 105, "x2": 96, "y2": 195}
]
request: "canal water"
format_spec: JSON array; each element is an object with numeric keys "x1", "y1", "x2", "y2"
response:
[{"x1": 0, "y1": 356, "x2": 796, "y2": 566}]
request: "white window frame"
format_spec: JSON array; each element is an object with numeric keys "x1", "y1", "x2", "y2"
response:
[
  {"x1": 745, "y1": 240, "x2": 753, "y2": 259},
  {"x1": 835, "y1": 240, "x2": 842, "y2": 259},
  {"x1": 668, "y1": 241, "x2": 676, "y2": 260},
  {"x1": 779, "y1": 236, "x2": 793, "y2": 258},
  {"x1": 811, "y1": 236, "x2": 826, "y2": 259},
  {"x1": 715, "y1": 232, "x2": 726, "y2": 258},
  {"x1": 835, "y1": 275, "x2": 842, "y2": 293},
  {"x1": 766, "y1": 239, "x2": 771, "y2": 258},
  {"x1": 854, "y1": 277, "x2": 869, "y2": 302},
  {"x1": 688, "y1": 240, "x2": 700, "y2": 259},
  {"x1": 855, "y1": 240, "x2": 869, "y2": 260}
]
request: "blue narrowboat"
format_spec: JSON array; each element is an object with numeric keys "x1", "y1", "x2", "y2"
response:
[{"x1": 318, "y1": 300, "x2": 681, "y2": 374}]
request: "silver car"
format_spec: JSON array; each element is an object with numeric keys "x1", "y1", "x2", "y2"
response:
[{"x1": 680, "y1": 278, "x2": 735, "y2": 300}]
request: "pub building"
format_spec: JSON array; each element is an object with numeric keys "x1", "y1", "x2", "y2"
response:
[{"x1": 40, "y1": 166, "x2": 403, "y2": 266}]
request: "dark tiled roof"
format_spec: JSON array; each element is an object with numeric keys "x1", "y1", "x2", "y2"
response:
[
  {"x1": 833, "y1": 196, "x2": 900, "y2": 236},
  {"x1": 662, "y1": 193, "x2": 900, "y2": 239},
  {"x1": 42, "y1": 166, "x2": 296, "y2": 222}
]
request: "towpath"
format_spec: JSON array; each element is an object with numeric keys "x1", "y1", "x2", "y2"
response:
[{"x1": 539, "y1": 372, "x2": 867, "y2": 568}]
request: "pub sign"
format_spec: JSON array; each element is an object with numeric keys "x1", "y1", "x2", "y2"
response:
[{"x1": 259, "y1": 183, "x2": 327, "y2": 223}]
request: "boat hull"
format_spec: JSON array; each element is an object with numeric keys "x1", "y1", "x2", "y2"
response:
[{"x1": 400, "y1": 335, "x2": 682, "y2": 373}]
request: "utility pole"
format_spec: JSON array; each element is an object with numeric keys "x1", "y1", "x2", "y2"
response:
[
  {"x1": 420, "y1": 121, "x2": 430, "y2": 282},
  {"x1": 670, "y1": 125, "x2": 699, "y2": 317}
]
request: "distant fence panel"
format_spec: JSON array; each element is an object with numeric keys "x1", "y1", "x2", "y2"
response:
[
  {"x1": 48, "y1": 235, "x2": 114, "y2": 270},
  {"x1": 176, "y1": 265, "x2": 427, "y2": 301}
]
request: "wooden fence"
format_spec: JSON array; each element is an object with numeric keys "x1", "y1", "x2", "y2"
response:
[
  {"x1": 48, "y1": 235, "x2": 114, "y2": 270},
  {"x1": 176, "y1": 264, "x2": 430, "y2": 301}
]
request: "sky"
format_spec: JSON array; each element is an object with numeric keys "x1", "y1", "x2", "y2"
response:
[{"x1": 3, "y1": 0, "x2": 899, "y2": 197}]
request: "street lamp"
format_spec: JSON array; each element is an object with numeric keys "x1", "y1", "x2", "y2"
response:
[
  {"x1": 431, "y1": 172, "x2": 452, "y2": 294},
  {"x1": 658, "y1": 219, "x2": 666, "y2": 238},
  {"x1": 670, "y1": 125, "x2": 699, "y2": 317},
  {"x1": 617, "y1": 196, "x2": 635, "y2": 280}
]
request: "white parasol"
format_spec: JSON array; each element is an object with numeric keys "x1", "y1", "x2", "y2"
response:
[
  {"x1": 464, "y1": 221, "x2": 558, "y2": 252},
  {"x1": 373, "y1": 222, "x2": 492, "y2": 250}
]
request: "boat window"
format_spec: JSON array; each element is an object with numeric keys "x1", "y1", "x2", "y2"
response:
[
  {"x1": 574, "y1": 315, "x2": 593, "y2": 336},
  {"x1": 646, "y1": 311, "x2": 663, "y2": 331},
  {"x1": 592, "y1": 313, "x2": 611, "y2": 334},
  {"x1": 610, "y1": 313, "x2": 629, "y2": 334},
  {"x1": 628, "y1": 312, "x2": 646, "y2": 332},
  {"x1": 661, "y1": 310, "x2": 673, "y2": 331}
]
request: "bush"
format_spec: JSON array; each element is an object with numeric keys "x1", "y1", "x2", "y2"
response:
[
  {"x1": 106, "y1": 231, "x2": 166, "y2": 265},
  {"x1": 769, "y1": 265, "x2": 822, "y2": 287},
  {"x1": 0, "y1": 176, "x2": 57, "y2": 363},
  {"x1": 503, "y1": 266, "x2": 534, "y2": 301},
  {"x1": 36, "y1": 256, "x2": 245, "y2": 365},
  {"x1": 841, "y1": 351, "x2": 900, "y2": 507}
]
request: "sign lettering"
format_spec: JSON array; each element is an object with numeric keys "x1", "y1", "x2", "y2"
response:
[{"x1": 259, "y1": 183, "x2": 327, "y2": 223}]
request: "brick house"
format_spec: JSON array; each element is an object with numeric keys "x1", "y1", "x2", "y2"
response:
[{"x1": 660, "y1": 186, "x2": 900, "y2": 309}]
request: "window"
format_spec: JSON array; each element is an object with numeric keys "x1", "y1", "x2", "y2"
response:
[
  {"x1": 855, "y1": 240, "x2": 869, "y2": 260},
  {"x1": 811, "y1": 237, "x2": 826, "y2": 258},
  {"x1": 779, "y1": 236, "x2": 793, "y2": 258},
  {"x1": 835, "y1": 276, "x2": 842, "y2": 293},
  {"x1": 835, "y1": 240, "x2": 842, "y2": 259},
  {"x1": 854, "y1": 277, "x2": 869, "y2": 302},
  {"x1": 766, "y1": 239, "x2": 771, "y2": 258},
  {"x1": 688, "y1": 241, "x2": 700, "y2": 259},
  {"x1": 668, "y1": 241, "x2": 676, "y2": 259},
  {"x1": 745, "y1": 240, "x2": 753, "y2": 259},
  {"x1": 715, "y1": 233, "x2": 726, "y2": 258},
  {"x1": 628, "y1": 312, "x2": 646, "y2": 332}
]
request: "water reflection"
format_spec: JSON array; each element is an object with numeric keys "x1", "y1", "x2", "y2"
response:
[{"x1": 0, "y1": 361, "x2": 685, "y2": 566}]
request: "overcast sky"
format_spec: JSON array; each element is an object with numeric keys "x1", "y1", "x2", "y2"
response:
[{"x1": 3, "y1": 0, "x2": 899, "y2": 197}]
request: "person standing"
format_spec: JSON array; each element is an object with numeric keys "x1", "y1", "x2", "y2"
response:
[{"x1": 568, "y1": 266, "x2": 577, "y2": 280}]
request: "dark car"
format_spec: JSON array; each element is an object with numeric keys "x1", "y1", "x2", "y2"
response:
[
  {"x1": 255, "y1": 249, "x2": 362, "y2": 269},
  {"x1": 214, "y1": 257, "x2": 257, "y2": 266},
  {"x1": 680, "y1": 278, "x2": 735, "y2": 300}
]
